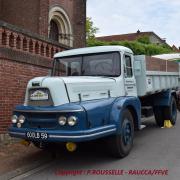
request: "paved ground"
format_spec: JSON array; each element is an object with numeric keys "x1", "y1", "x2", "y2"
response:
[
  {"x1": 0, "y1": 142, "x2": 52, "y2": 176},
  {"x1": 1, "y1": 114, "x2": 180, "y2": 180}
]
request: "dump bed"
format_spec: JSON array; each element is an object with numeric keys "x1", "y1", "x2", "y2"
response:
[{"x1": 134, "y1": 55, "x2": 180, "y2": 97}]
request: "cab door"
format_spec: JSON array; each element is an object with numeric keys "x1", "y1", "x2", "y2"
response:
[{"x1": 123, "y1": 54, "x2": 137, "y2": 97}]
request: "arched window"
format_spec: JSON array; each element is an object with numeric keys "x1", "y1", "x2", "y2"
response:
[
  {"x1": 49, "y1": 6, "x2": 73, "y2": 47},
  {"x1": 49, "y1": 20, "x2": 59, "y2": 42}
]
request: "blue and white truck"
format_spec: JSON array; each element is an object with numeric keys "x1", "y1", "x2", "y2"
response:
[{"x1": 9, "y1": 46, "x2": 180, "y2": 158}]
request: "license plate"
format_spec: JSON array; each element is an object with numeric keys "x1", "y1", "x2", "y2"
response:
[
  {"x1": 26, "y1": 132, "x2": 48, "y2": 140},
  {"x1": 30, "y1": 90, "x2": 49, "y2": 101}
]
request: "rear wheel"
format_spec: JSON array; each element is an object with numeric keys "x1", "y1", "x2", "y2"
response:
[
  {"x1": 164, "y1": 96, "x2": 177, "y2": 125},
  {"x1": 107, "y1": 109, "x2": 134, "y2": 158},
  {"x1": 153, "y1": 106, "x2": 164, "y2": 127},
  {"x1": 154, "y1": 96, "x2": 177, "y2": 127}
]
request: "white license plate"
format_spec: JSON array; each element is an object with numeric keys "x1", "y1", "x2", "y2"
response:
[
  {"x1": 30, "y1": 90, "x2": 48, "y2": 101},
  {"x1": 26, "y1": 132, "x2": 48, "y2": 140}
]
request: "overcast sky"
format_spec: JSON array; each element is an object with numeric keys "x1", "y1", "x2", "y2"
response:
[{"x1": 87, "y1": 0, "x2": 180, "y2": 47}]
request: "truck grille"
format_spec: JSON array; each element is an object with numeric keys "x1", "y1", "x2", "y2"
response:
[
  {"x1": 28, "y1": 121, "x2": 57, "y2": 129},
  {"x1": 27, "y1": 113, "x2": 58, "y2": 129}
]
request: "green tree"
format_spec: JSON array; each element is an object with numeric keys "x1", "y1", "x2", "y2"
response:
[
  {"x1": 86, "y1": 17, "x2": 173, "y2": 55},
  {"x1": 137, "y1": 35, "x2": 150, "y2": 44},
  {"x1": 86, "y1": 17, "x2": 99, "y2": 41},
  {"x1": 87, "y1": 39, "x2": 173, "y2": 55}
]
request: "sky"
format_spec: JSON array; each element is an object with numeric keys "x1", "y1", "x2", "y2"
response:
[{"x1": 87, "y1": 0, "x2": 180, "y2": 47}]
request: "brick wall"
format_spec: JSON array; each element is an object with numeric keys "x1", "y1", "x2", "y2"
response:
[
  {"x1": 0, "y1": 0, "x2": 87, "y2": 134},
  {"x1": 39, "y1": 0, "x2": 49, "y2": 36},
  {"x1": 49, "y1": 0, "x2": 74, "y2": 19},
  {"x1": 146, "y1": 56, "x2": 179, "y2": 72},
  {"x1": 0, "y1": 21, "x2": 69, "y2": 58},
  {"x1": 0, "y1": 22, "x2": 69, "y2": 134},
  {"x1": 0, "y1": 0, "x2": 40, "y2": 34},
  {"x1": 49, "y1": 0, "x2": 86, "y2": 48},
  {"x1": 0, "y1": 0, "x2": 86, "y2": 48},
  {"x1": 0, "y1": 0, "x2": 2, "y2": 19},
  {"x1": 73, "y1": 0, "x2": 86, "y2": 48},
  {"x1": 0, "y1": 58, "x2": 48, "y2": 134}
]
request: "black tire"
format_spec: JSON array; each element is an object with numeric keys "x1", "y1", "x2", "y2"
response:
[
  {"x1": 154, "y1": 106, "x2": 164, "y2": 127},
  {"x1": 107, "y1": 109, "x2": 134, "y2": 158},
  {"x1": 163, "y1": 96, "x2": 177, "y2": 125},
  {"x1": 154, "y1": 96, "x2": 177, "y2": 127}
]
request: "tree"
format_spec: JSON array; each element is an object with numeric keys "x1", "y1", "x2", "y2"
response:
[
  {"x1": 137, "y1": 35, "x2": 150, "y2": 44},
  {"x1": 86, "y1": 17, "x2": 173, "y2": 55},
  {"x1": 87, "y1": 39, "x2": 173, "y2": 55},
  {"x1": 86, "y1": 17, "x2": 99, "y2": 41}
]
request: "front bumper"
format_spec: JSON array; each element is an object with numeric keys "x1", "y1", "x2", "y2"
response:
[{"x1": 9, "y1": 125, "x2": 117, "y2": 142}]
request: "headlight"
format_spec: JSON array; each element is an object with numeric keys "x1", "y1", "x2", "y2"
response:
[
  {"x1": 58, "y1": 116, "x2": 67, "y2": 126},
  {"x1": 18, "y1": 115, "x2": 25, "y2": 124},
  {"x1": 11, "y1": 115, "x2": 18, "y2": 124},
  {"x1": 68, "y1": 116, "x2": 77, "y2": 126}
]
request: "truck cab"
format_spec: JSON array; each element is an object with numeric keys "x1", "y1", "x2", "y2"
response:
[{"x1": 9, "y1": 46, "x2": 178, "y2": 158}]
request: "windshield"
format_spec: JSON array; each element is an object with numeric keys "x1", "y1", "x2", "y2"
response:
[{"x1": 52, "y1": 52, "x2": 121, "y2": 77}]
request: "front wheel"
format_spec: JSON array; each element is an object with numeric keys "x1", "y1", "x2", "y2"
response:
[{"x1": 107, "y1": 109, "x2": 134, "y2": 158}]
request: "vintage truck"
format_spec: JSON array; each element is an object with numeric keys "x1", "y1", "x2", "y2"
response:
[{"x1": 9, "y1": 46, "x2": 180, "y2": 158}]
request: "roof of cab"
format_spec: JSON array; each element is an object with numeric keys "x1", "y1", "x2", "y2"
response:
[{"x1": 54, "y1": 46, "x2": 133, "y2": 58}]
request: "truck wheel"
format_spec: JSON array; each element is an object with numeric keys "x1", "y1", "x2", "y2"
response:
[
  {"x1": 154, "y1": 96, "x2": 177, "y2": 127},
  {"x1": 153, "y1": 106, "x2": 164, "y2": 127},
  {"x1": 107, "y1": 109, "x2": 134, "y2": 158},
  {"x1": 164, "y1": 96, "x2": 177, "y2": 125}
]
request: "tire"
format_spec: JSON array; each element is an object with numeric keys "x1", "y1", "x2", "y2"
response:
[
  {"x1": 154, "y1": 96, "x2": 177, "y2": 127},
  {"x1": 153, "y1": 106, "x2": 164, "y2": 127},
  {"x1": 163, "y1": 96, "x2": 177, "y2": 125},
  {"x1": 107, "y1": 109, "x2": 134, "y2": 158}
]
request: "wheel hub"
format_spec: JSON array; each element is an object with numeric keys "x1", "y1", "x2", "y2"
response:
[{"x1": 122, "y1": 119, "x2": 132, "y2": 145}]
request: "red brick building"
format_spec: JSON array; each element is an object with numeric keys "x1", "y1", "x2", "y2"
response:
[{"x1": 0, "y1": 0, "x2": 86, "y2": 136}]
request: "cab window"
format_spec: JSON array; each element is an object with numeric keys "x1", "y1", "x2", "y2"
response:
[{"x1": 124, "y1": 55, "x2": 133, "y2": 77}]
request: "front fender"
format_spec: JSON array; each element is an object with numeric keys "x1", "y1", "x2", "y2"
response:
[{"x1": 110, "y1": 97, "x2": 141, "y2": 133}]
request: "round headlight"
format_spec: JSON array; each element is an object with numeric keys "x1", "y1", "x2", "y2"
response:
[
  {"x1": 68, "y1": 116, "x2": 77, "y2": 126},
  {"x1": 18, "y1": 115, "x2": 25, "y2": 124},
  {"x1": 11, "y1": 115, "x2": 18, "y2": 124},
  {"x1": 58, "y1": 116, "x2": 67, "y2": 126}
]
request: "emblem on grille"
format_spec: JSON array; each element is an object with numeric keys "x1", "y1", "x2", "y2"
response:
[{"x1": 30, "y1": 90, "x2": 49, "y2": 101}]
